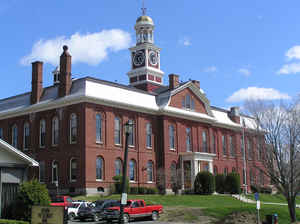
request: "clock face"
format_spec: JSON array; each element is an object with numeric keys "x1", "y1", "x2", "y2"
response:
[
  {"x1": 149, "y1": 51, "x2": 158, "y2": 66},
  {"x1": 133, "y1": 50, "x2": 145, "y2": 67}
]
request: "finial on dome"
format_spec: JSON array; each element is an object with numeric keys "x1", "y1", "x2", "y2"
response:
[
  {"x1": 141, "y1": 0, "x2": 147, "y2": 15},
  {"x1": 63, "y1": 45, "x2": 68, "y2": 52}
]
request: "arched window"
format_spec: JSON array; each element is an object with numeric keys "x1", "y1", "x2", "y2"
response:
[
  {"x1": 96, "y1": 114, "x2": 102, "y2": 143},
  {"x1": 52, "y1": 161, "x2": 58, "y2": 183},
  {"x1": 128, "y1": 119, "x2": 135, "y2": 146},
  {"x1": 169, "y1": 125, "x2": 175, "y2": 150},
  {"x1": 147, "y1": 161, "x2": 154, "y2": 182},
  {"x1": 70, "y1": 113, "x2": 77, "y2": 144},
  {"x1": 114, "y1": 117, "x2": 121, "y2": 145},
  {"x1": 52, "y1": 117, "x2": 59, "y2": 146},
  {"x1": 12, "y1": 124, "x2": 18, "y2": 148},
  {"x1": 40, "y1": 119, "x2": 46, "y2": 148},
  {"x1": 146, "y1": 123, "x2": 152, "y2": 148},
  {"x1": 115, "y1": 158, "x2": 122, "y2": 176},
  {"x1": 230, "y1": 136, "x2": 235, "y2": 157},
  {"x1": 23, "y1": 122, "x2": 30, "y2": 150},
  {"x1": 186, "y1": 128, "x2": 192, "y2": 152},
  {"x1": 129, "y1": 159, "x2": 136, "y2": 181},
  {"x1": 96, "y1": 157, "x2": 104, "y2": 180},
  {"x1": 202, "y1": 131, "x2": 207, "y2": 152},
  {"x1": 70, "y1": 158, "x2": 78, "y2": 182}
]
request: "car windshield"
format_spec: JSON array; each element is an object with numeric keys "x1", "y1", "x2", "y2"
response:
[
  {"x1": 95, "y1": 201, "x2": 105, "y2": 207},
  {"x1": 70, "y1": 203, "x2": 81, "y2": 208}
]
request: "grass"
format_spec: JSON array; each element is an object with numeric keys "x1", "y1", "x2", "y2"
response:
[
  {"x1": 73, "y1": 194, "x2": 300, "y2": 224},
  {"x1": 246, "y1": 193, "x2": 300, "y2": 204}
]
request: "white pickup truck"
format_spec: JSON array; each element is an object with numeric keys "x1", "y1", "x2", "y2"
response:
[{"x1": 68, "y1": 201, "x2": 93, "y2": 221}]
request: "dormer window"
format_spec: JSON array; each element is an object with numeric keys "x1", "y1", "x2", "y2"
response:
[{"x1": 182, "y1": 94, "x2": 195, "y2": 111}]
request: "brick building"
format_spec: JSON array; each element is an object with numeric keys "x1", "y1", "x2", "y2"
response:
[{"x1": 0, "y1": 14, "x2": 266, "y2": 195}]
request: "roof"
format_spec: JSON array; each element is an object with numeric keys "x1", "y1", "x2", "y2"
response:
[
  {"x1": 0, "y1": 77, "x2": 257, "y2": 130},
  {"x1": 0, "y1": 138, "x2": 39, "y2": 166}
]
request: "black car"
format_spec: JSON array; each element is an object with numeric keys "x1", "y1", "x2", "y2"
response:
[{"x1": 77, "y1": 199, "x2": 119, "y2": 222}]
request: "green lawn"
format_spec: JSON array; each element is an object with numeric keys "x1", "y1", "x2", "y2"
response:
[
  {"x1": 246, "y1": 193, "x2": 300, "y2": 204},
  {"x1": 74, "y1": 194, "x2": 300, "y2": 223}
]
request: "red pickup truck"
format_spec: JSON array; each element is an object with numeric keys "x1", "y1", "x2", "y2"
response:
[
  {"x1": 105, "y1": 199, "x2": 163, "y2": 222},
  {"x1": 50, "y1": 195, "x2": 73, "y2": 210}
]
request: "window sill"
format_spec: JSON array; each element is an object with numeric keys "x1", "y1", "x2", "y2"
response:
[
  {"x1": 115, "y1": 144, "x2": 122, "y2": 147},
  {"x1": 146, "y1": 147, "x2": 152, "y2": 150},
  {"x1": 52, "y1": 144, "x2": 58, "y2": 147},
  {"x1": 96, "y1": 141, "x2": 103, "y2": 145},
  {"x1": 70, "y1": 180, "x2": 77, "y2": 183},
  {"x1": 70, "y1": 141, "x2": 77, "y2": 145},
  {"x1": 128, "y1": 145, "x2": 135, "y2": 148},
  {"x1": 96, "y1": 179, "x2": 103, "y2": 182},
  {"x1": 170, "y1": 148, "x2": 176, "y2": 151},
  {"x1": 39, "y1": 146, "x2": 45, "y2": 149},
  {"x1": 147, "y1": 181, "x2": 154, "y2": 184},
  {"x1": 129, "y1": 180, "x2": 136, "y2": 183}
]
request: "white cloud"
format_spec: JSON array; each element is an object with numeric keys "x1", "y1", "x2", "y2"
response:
[
  {"x1": 226, "y1": 87, "x2": 291, "y2": 103},
  {"x1": 203, "y1": 66, "x2": 217, "y2": 73},
  {"x1": 179, "y1": 37, "x2": 191, "y2": 46},
  {"x1": 286, "y1": 45, "x2": 300, "y2": 60},
  {"x1": 21, "y1": 29, "x2": 131, "y2": 66},
  {"x1": 277, "y1": 63, "x2": 300, "y2": 75},
  {"x1": 238, "y1": 68, "x2": 251, "y2": 76}
]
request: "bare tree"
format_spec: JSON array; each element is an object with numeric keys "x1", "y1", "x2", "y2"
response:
[{"x1": 245, "y1": 99, "x2": 300, "y2": 222}]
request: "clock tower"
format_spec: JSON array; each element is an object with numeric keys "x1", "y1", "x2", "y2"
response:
[{"x1": 127, "y1": 13, "x2": 164, "y2": 92}]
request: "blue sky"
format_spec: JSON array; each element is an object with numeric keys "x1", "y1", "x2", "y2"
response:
[{"x1": 0, "y1": 0, "x2": 299, "y2": 109}]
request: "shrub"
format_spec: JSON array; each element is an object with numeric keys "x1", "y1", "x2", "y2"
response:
[
  {"x1": 112, "y1": 175, "x2": 129, "y2": 194},
  {"x1": 194, "y1": 171, "x2": 215, "y2": 195},
  {"x1": 0, "y1": 220, "x2": 29, "y2": 224},
  {"x1": 146, "y1": 187, "x2": 158, "y2": 194},
  {"x1": 183, "y1": 189, "x2": 194, "y2": 195},
  {"x1": 130, "y1": 187, "x2": 139, "y2": 194},
  {"x1": 215, "y1": 174, "x2": 226, "y2": 193},
  {"x1": 14, "y1": 179, "x2": 50, "y2": 221},
  {"x1": 250, "y1": 185, "x2": 259, "y2": 193},
  {"x1": 225, "y1": 172, "x2": 241, "y2": 194},
  {"x1": 138, "y1": 187, "x2": 146, "y2": 194},
  {"x1": 260, "y1": 186, "x2": 272, "y2": 194}
]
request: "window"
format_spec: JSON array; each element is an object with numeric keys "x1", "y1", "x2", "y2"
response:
[
  {"x1": 129, "y1": 160, "x2": 136, "y2": 181},
  {"x1": 96, "y1": 157, "x2": 104, "y2": 180},
  {"x1": 0, "y1": 128, "x2": 3, "y2": 139},
  {"x1": 202, "y1": 131, "x2": 207, "y2": 152},
  {"x1": 23, "y1": 122, "x2": 30, "y2": 150},
  {"x1": 224, "y1": 167, "x2": 228, "y2": 176},
  {"x1": 52, "y1": 117, "x2": 59, "y2": 146},
  {"x1": 259, "y1": 170, "x2": 264, "y2": 185},
  {"x1": 40, "y1": 119, "x2": 46, "y2": 148},
  {"x1": 115, "y1": 158, "x2": 122, "y2": 176},
  {"x1": 213, "y1": 166, "x2": 218, "y2": 174},
  {"x1": 241, "y1": 136, "x2": 245, "y2": 158},
  {"x1": 52, "y1": 161, "x2": 58, "y2": 183},
  {"x1": 70, "y1": 158, "x2": 78, "y2": 182},
  {"x1": 222, "y1": 135, "x2": 227, "y2": 156},
  {"x1": 170, "y1": 162, "x2": 177, "y2": 186},
  {"x1": 147, "y1": 161, "x2": 154, "y2": 182},
  {"x1": 39, "y1": 161, "x2": 45, "y2": 183},
  {"x1": 186, "y1": 128, "x2": 192, "y2": 152},
  {"x1": 12, "y1": 124, "x2": 18, "y2": 148},
  {"x1": 128, "y1": 119, "x2": 134, "y2": 146},
  {"x1": 114, "y1": 117, "x2": 121, "y2": 145},
  {"x1": 70, "y1": 113, "x2": 77, "y2": 144},
  {"x1": 169, "y1": 125, "x2": 175, "y2": 150},
  {"x1": 250, "y1": 169, "x2": 255, "y2": 185},
  {"x1": 182, "y1": 94, "x2": 195, "y2": 110},
  {"x1": 96, "y1": 114, "x2": 102, "y2": 143},
  {"x1": 212, "y1": 134, "x2": 216, "y2": 154},
  {"x1": 257, "y1": 139, "x2": 262, "y2": 161},
  {"x1": 229, "y1": 136, "x2": 235, "y2": 157},
  {"x1": 248, "y1": 138, "x2": 253, "y2": 160},
  {"x1": 146, "y1": 123, "x2": 152, "y2": 148}
]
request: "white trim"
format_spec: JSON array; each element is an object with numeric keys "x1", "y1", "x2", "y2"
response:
[{"x1": 0, "y1": 138, "x2": 39, "y2": 166}]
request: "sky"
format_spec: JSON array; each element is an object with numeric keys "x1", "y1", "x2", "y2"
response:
[{"x1": 0, "y1": 0, "x2": 300, "y2": 110}]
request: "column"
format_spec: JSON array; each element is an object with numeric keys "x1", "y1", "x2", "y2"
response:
[
  {"x1": 191, "y1": 160, "x2": 195, "y2": 189},
  {"x1": 209, "y1": 161, "x2": 213, "y2": 174},
  {"x1": 181, "y1": 159, "x2": 184, "y2": 190}
]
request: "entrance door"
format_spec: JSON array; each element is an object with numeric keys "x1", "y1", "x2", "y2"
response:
[
  {"x1": 183, "y1": 161, "x2": 191, "y2": 189},
  {"x1": 1, "y1": 183, "x2": 19, "y2": 219}
]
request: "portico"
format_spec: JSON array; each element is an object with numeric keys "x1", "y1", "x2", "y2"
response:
[{"x1": 180, "y1": 152, "x2": 216, "y2": 190}]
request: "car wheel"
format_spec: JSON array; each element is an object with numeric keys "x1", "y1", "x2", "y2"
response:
[
  {"x1": 123, "y1": 213, "x2": 130, "y2": 223},
  {"x1": 94, "y1": 214, "x2": 100, "y2": 222},
  {"x1": 68, "y1": 212, "x2": 76, "y2": 221},
  {"x1": 152, "y1": 211, "x2": 159, "y2": 221}
]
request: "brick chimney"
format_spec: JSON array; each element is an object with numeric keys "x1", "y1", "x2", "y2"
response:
[
  {"x1": 192, "y1": 80, "x2": 200, "y2": 88},
  {"x1": 59, "y1": 45, "x2": 72, "y2": 97},
  {"x1": 169, "y1": 74, "x2": 179, "y2": 90},
  {"x1": 31, "y1": 61, "x2": 43, "y2": 104},
  {"x1": 229, "y1": 107, "x2": 240, "y2": 124}
]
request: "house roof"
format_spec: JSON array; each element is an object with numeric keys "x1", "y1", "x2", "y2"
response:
[{"x1": 0, "y1": 138, "x2": 39, "y2": 166}]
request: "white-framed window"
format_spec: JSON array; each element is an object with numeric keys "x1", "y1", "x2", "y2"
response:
[
  {"x1": 147, "y1": 161, "x2": 154, "y2": 182},
  {"x1": 0, "y1": 127, "x2": 3, "y2": 139},
  {"x1": 202, "y1": 131, "x2": 207, "y2": 152},
  {"x1": 52, "y1": 161, "x2": 58, "y2": 183},
  {"x1": 39, "y1": 161, "x2": 45, "y2": 183},
  {"x1": 182, "y1": 94, "x2": 195, "y2": 111},
  {"x1": 23, "y1": 122, "x2": 30, "y2": 150},
  {"x1": 186, "y1": 128, "x2": 192, "y2": 152},
  {"x1": 70, "y1": 158, "x2": 78, "y2": 182},
  {"x1": 229, "y1": 136, "x2": 235, "y2": 157},
  {"x1": 39, "y1": 119, "x2": 46, "y2": 148},
  {"x1": 70, "y1": 113, "x2": 77, "y2": 144},
  {"x1": 222, "y1": 135, "x2": 227, "y2": 156},
  {"x1": 146, "y1": 123, "x2": 152, "y2": 148},
  {"x1": 129, "y1": 159, "x2": 136, "y2": 181},
  {"x1": 96, "y1": 114, "x2": 102, "y2": 143},
  {"x1": 12, "y1": 124, "x2": 18, "y2": 148},
  {"x1": 52, "y1": 117, "x2": 59, "y2": 146},
  {"x1": 96, "y1": 157, "x2": 104, "y2": 181},
  {"x1": 115, "y1": 158, "x2": 122, "y2": 176},
  {"x1": 169, "y1": 125, "x2": 175, "y2": 150},
  {"x1": 114, "y1": 117, "x2": 121, "y2": 145},
  {"x1": 128, "y1": 119, "x2": 135, "y2": 146}
]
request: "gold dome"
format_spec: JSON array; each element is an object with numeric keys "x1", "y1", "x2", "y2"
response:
[{"x1": 136, "y1": 15, "x2": 154, "y2": 25}]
